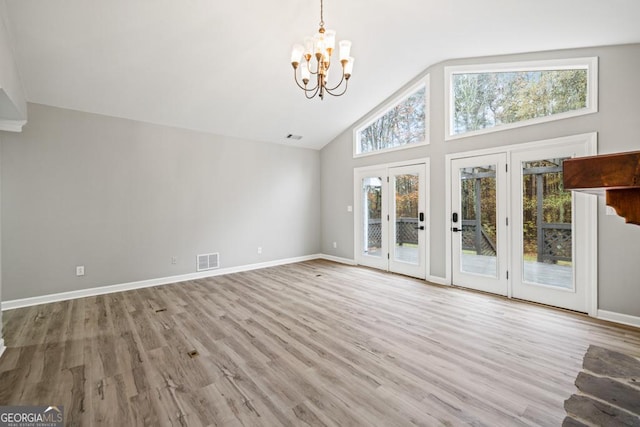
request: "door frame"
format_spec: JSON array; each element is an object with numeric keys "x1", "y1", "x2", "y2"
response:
[
  {"x1": 354, "y1": 158, "x2": 430, "y2": 279},
  {"x1": 445, "y1": 133, "x2": 598, "y2": 316},
  {"x1": 510, "y1": 144, "x2": 595, "y2": 312},
  {"x1": 354, "y1": 166, "x2": 389, "y2": 271},
  {"x1": 451, "y1": 153, "x2": 509, "y2": 296},
  {"x1": 388, "y1": 164, "x2": 428, "y2": 278}
]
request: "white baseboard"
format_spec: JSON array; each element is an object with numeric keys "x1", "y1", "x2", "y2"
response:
[
  {"x1": 0, "y1": 339, "x2": 5, "y2": 359},
  {"x1": 426, "y1": 275, "x2": 447, "y2": 285},
  {"x1": 1, "y1": 254, "x2": 322, "y2": 311},
  {"x1": 0, "y1": 119, "x2": 27, "y2": 132},
  {"x1": 317, "y1": 254, "x2": 357, "y2": 265},
  {"x1": 597, "y1": 309, "x2": 640, "y2": 329}
]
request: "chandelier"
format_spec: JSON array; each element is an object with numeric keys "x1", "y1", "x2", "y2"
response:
[{"x1": 290, "y1": 0, "x2": 354, "y2": 100}]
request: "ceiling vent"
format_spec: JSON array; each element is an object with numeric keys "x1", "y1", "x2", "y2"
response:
[
  {"x1": 197, "y1": 253, "x2": 219, "y2": 271},
  {"x1": 286, "y1": 134, "x2": 303, "y2": 140}
]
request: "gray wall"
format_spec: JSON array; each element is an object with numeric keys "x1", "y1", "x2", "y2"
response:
[
  {"x1": 321, "y1": 43, "x2": 640, "y2": 317},
  {"x1": 0, "y1": 132, "x2": 3, "y2": 343},
  {"x1": 1, "y1": 103, "x2": 321, "y2": 300},
  {"x1": 0, "y1": 1, "x2": 27, "y2": 122},
  {"x1": 0, "y1": 0, "x2": 21, "y2": 346}
]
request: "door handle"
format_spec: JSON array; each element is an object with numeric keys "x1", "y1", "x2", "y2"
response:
[
  {"x1": 414, "y1": 226, "x2": 425, "y2": 230},
  {"x1": 451, "y1": 227, "x2": 462, "y2": 232}
]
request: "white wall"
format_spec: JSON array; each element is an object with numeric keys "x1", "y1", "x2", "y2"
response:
[
  {"x1": 1, "y1": 103, "x2": 321, "y2": 300},
  {"x1": 321, "y1": 43, "x2": 640, "y2": 318}
]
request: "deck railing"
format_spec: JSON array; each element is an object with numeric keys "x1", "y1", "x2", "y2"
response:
[
  {"x1": 460, "y1": 220, "x2": 571, "y2": 263},
  {"x1": 367, "y1": 218, "x2": 571, "y2": 263},
  {"x1": 366, "y1": 218, "x2": 419, "y2": 248}
]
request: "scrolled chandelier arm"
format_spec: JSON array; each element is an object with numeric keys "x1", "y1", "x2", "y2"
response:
[{"x1": 290, "y1": 0, "x2": 354, "y2": 100}]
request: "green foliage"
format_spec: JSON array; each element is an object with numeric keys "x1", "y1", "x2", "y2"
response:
[
  {"x1": 358, "y1": 87, "x2": 426, "y2": 154},
  {"x1": 522, "y1": 166, "x2": 571, "y2": 256},
  {"x1": 453, "y1": 69, "x2": 587, "y2": 134},
  {"x1": 461, "y1": 161, "x2": 572, "y2": 260},
  {"x1": 395, "y1": 174, "x2": 419, "y2": 218},
  {"x1": 461, "y1": 169, "x2": 497, "y2": 245},
  {"x1": 365, "y1": 185, "x2": 382, "y2": 219},
  {"x1": 364, "y1": 174, "x2": 420, "y2": 220}
]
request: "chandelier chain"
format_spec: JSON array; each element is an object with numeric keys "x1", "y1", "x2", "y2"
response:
[{"x1": 319, "y1": 0, "x2": 324, "y2": 29}]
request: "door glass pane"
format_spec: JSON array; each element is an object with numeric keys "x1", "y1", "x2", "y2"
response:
[
  {"x1": 394, "y1": 173, "x2": 419, "y2": 265},
  {"x1": 362, "y1": 177, "x2": 382, "y2": 257},
  {"x1": 460, "y1": 165, "x2": 497, "y2": 277},
  {"x1": 522, "y1": 159, "x2": 573, "y2": 288}
]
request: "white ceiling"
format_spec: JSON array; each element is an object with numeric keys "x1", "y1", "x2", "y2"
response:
[{"x1": 4, "y1": 0, "x2": 640, "y2": 150}]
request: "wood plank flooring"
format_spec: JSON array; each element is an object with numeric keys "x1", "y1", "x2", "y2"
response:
[{"x1": 1, "y1": 260, "x2": 639, "y2": 426}]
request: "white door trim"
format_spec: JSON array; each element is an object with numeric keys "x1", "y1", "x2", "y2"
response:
[{"x1": 445, "y1": 133, "x2": 598, "y2": 316}]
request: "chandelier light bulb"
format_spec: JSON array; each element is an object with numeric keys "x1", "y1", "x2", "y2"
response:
[
  {"x1": 325, "y1": 30, "x2": 336, "y2": 52},
  {"x1": 339, "y1": 40, "x2": 351, "y2": 62},
  {"x1": 301, "y1": 61, "x2": 311, "y2": 84},
  {"x1": 344, "y1": 57, "x2": 354, "y2": 78},
  {"x1": 314, "y1": 33, "x2": 325, "y2": 56},
  {"x1": 291, "y1": 44, "x2": 304, "y2": 66},
  {"x1": 304, "y1": 37, "x2": 314, "y2": 58}
]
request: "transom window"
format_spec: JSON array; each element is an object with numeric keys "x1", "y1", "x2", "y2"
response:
[
  {"x1": 354, "y1": 77, "x2": 429, "y2": 157},
  {"x1": 445, "y1": 57, "x2": 598, "y2": 140}
]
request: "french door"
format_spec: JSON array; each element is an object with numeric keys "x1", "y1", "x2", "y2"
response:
[
  {"x1": 510, "y1": 145, "x2": 594, "y2": 312},
  {"x1": 450, "y1": 135, "x2": 597, "y2": 313},
  {"x1": 355, "y1": 163, "x2": 427, "y2": 279},
  {"x1": 451, "y1": 154, "x2": 508, "y2": 296}
]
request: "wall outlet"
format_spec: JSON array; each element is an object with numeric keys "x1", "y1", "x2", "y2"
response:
[
  {"x1": 257, "y1": 247, "x2": 262, "y2": 254},
  {"x1": 333, "y1": 241, "x2": 337, "y2": 248},
  {"x1": 76, "y1": 266, "x2": 85, "y2": 276},
  {"x1": 171, "y1": 256, "x2": 177, "y2": 265},
  {"x1": 347, "y1": 205, "x2": 353, "y2": 212}
]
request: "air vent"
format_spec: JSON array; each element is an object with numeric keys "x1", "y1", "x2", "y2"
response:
[
  {"x1": 286, "y1": 134, "x2": 303, "y2": 140},
  {"x1": 197, "y1": 253, "x2": 220, "y2": 271}
]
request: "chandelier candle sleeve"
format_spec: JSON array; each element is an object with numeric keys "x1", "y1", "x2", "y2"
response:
[
  {"x1": 291, "y1": 45, "x2": 304, "y2": 64},
  {"x1": 290, "y1": 0, "x2": 354, "y2": 99},
  {"x1": 301, "y1": 61, "x2": 311, "y2": 84},
  {"x1": 339, "y1": 40, "x2": 351, "y2": 61}
]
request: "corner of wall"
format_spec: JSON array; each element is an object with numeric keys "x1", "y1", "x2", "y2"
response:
[
  {"x1": 0, "y1": 0, "x2": 28, "y2": 129},
  {"x1": 597, "y1": 310, "x2": 640, "y2": 329},
  {"x1": 0, "y1": 131, "x2": 4, "y2": 354}
]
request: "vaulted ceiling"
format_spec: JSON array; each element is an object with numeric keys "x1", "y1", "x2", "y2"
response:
[{"x1": 4, "y1": 0, "x2": 640, "y2": 149}]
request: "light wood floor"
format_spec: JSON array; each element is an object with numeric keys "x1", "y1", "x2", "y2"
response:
[{"x1": 1, "y1": 260, "x2": 639, "y2": 426}]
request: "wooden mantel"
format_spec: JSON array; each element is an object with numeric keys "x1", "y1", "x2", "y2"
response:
[{"x1": 563, "y1": 150, "x2": 640, "y2": 225}]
